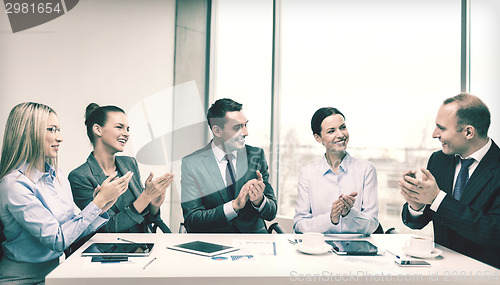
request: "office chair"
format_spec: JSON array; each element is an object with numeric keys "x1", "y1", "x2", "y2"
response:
[
  {"x1": 179, "y1": 222, "x2": 187, "y2": 233},
  {"x1": 374, "y1": 223, "x2": 397, "y2": 234},
  {"x1": 266, "y1": 222, "x2": 286, "y2": 234},
  {"x1": 148, "y1": 216, "x2": 172, "y2": 233}
]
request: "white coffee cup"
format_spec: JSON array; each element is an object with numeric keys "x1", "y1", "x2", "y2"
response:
[
  {"x1": 301, "y1": 232, "x2": 325, "y2": 249},
  {"x1": 405, "y1": 236, "x2": 434, "y2": 254}
]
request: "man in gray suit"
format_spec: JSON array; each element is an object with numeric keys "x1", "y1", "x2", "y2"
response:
[{"x1": 181, "y1": 98, "x2": 277, "y2": 233}]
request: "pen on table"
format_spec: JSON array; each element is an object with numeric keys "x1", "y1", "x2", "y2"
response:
[
  {"x1": 143, "y1": 257, "x2": 157, "y2": 270},
  {"x1": 386, "y1": 250, "x2": 401, "y2": 259},
  {"x1": 117, "y1": 237, "x2": 137, "y2": 243}
]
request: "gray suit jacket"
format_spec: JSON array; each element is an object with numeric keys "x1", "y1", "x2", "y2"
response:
[
  {"x1": 69, "y1": 153, "x2": 158, "y2": 233},
  {"x1": 181, "y1": 143, "x2": 277, "y2": 233}
]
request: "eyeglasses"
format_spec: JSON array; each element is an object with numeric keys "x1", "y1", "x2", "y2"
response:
[{"x1": 46, "y1": 126, "x2": 61, "y2": 133}]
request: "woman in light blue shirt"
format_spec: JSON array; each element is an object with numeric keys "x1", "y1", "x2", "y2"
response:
[
  {"x1": 0, "y1": 102, "x2": 131, "y2": 284},
  {"x1": 293, "y1": 107, "x2": 379, "y2": 235}
]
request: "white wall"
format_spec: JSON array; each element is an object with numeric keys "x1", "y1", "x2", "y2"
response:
[{"x1": 0, "y1": 0, "x2": 176, "y2": 224}]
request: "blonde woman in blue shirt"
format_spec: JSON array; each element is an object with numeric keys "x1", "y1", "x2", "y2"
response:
[
  {"x1": 293, "y1": 107, "x2": 380, "y2": 235},
  {"x1": 0, "y1": 102, "x2": 131, "y2": 284}
]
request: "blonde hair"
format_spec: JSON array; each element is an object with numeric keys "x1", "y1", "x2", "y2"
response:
[{"x1": 0, "y1": 102, "x2": 57, "y2": 181}]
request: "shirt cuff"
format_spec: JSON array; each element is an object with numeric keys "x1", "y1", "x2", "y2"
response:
[
  {"x1": 85, "y1": 202, "x2": 108, "y2": 232},
  {"x1": 341, "y1": 207, "x2": 358, "y2": 220},
  {"x1": 83, "y1": 202, "x2": 104, "y2": 221},
  {"x1": 223, "y1": 201, "x2": 238, "y2": 221},
  {"x1": 430, "y1": 190, "x2": 447, "y2": 212},
  {"x1": 252, "y1": 196, "x2": 268, "y2": 212},
  {"x1": 325, "y1": 213, "x2": 342, "y2": 233},
  {"x1": 407, "y1": 203, "x2": 425, "y2": 217}
]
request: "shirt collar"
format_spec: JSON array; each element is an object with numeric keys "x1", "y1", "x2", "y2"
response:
[
  {"x1": 457, "y1": 138, "x2": 492, "y2": 163},
  {"x1": 18, "y1": 162, "x2": 56, "y2": 183},
  {"x1": 211, "y1": 141, "x2": 238, "y2": 163},
  {"x1": 45, "y1": 163, "x2": 57, "y2": 180},
  {"x1": 320, "y1": 152, "x2": 351, "y2": 175}
]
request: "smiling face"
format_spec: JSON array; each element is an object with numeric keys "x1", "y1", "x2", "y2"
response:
[
  {"x1": 44, "y1": 112, "x2": 63, "y2": 159},
  {"x1": 432, "y1": 103, "x2": 469, "y2": 156},
  {"x1": 314, "y1": 114, "x2": 349, "y2": 155},
  {"x1": 213, "y1": 111, "x2": 248, "y2": 152},
  {"x1": 94, "y1": 111, "x2": 129, "y2": 154}
]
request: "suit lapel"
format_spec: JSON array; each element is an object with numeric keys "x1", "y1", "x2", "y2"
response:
[
  {"x1": 115, "y1": 157, "x2": 140, "y2": 199},
  {"x1": 87, "y1": 154, "x2": 136, "y2": 211},
  {"x1": 459, "y1": 141, "x2": 500, "y2": 204},
  {"x1": 443, "y1": 156, "x2": 458, "y2": 195},
  {"x1": 200, "y1": 144, "x2": 228, "y2": 201},
  {"x1": 87, "y1": 153, "x2": 108, "y2": 185},
  {"x1": 233, "y1": 147, "x2": 246, "y2": 197}
]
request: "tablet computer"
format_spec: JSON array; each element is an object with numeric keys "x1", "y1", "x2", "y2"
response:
[
  {"x1": 326, "y1": 240, "x2": 378, "y2": 255},
  {"x1": 167, "y1": 241, "x2": 239, "y2": 257},
  {"x1": 81, "y1": 243, "x2": 154, "y2": 257}
]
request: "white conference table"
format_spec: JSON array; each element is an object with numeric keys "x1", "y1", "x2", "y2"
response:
[{"x1": 46, "y1": 233, "x2": 499, "y2": 285}]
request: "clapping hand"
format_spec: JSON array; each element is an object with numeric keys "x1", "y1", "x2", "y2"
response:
[
  {"x1": 232, "y1": 170, "x2": 266, "y2": 211},
  {"x1": 144, "y1": 172, "x2": 174, "y2": 207},
  {"x1": 330, "y1": 192, "x2": 357, "y2": 224},
  {"x1": 248, "y1": 170, "x2": 265, "y2": 207},
  {"x1": 93, "y1": 171, "x2": 133, "y2": 212},
  {"x1": 340, "y1": 192, "x2": 357, "y2": 216},
  {"x1": 233, "y1": 182, "x2": 250, "y2": 211},
  {"x1": 399, "y1": 169, "x2": 440, "y2": 210}
]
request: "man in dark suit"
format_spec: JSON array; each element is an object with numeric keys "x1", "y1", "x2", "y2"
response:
[
  {"x1": 400, "y1": 93, "x2": 500, "y2": 268},
  {"x1": 181, "y1": 98, "x2": 277, "y2": 233}
]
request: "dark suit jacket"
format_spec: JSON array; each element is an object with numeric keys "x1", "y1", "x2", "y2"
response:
[
  {"x1": 69, "y1": 153, "x2": 161, "y2": 233},
  {"x1": 181, "y1": 143, "x2": 277, "y2": 233},
  {"x1": 402, "y1": 140, "x2": 500, "y2": 268}
]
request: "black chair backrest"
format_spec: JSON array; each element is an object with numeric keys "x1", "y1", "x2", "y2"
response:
[
  {"x1": 267, "y1": 222, "x2": 286, "y2": 234},
  {"x1": 374, "y1": 223, "x2": 384, "y2": 234},
  {"x1": 150, "y1": 219, "x2": 172, "y2": 233},
  {"x1": 148, "y1": 215, "x2": 172, "y2": 233}
]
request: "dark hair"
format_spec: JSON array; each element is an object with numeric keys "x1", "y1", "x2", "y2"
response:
[
  {"x1": 443, "y1": 93, "x2": 490, "y2": 138},
  {"x1": 206, "y1": 98, "x2": 243, "y2": 128},
  {"x1": 311, "y1": 107, "x2": 345, "y2": 136},
  {"x1": 85, "y1": 103, "x2": 125, "y2": 144}
]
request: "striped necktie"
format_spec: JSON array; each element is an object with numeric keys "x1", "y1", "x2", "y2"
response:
[{"x1": 453, "y1": 158, "x2": 475, "y2": 200}]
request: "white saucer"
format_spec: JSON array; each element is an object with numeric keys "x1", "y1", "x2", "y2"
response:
[
  {"x1": 295, "y1": 243, "x2": 332, "y2": 255},
  {"x1": 324, "y1": 234, "x2": 366, "y2": 239},
  {"x1": 402, "y1": 247, "x2": 442, "y2": 259}
]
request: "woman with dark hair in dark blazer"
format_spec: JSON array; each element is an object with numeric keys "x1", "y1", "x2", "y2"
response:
[{"x1": 69, "y1": 103, "x2": 174, "y2": 234}]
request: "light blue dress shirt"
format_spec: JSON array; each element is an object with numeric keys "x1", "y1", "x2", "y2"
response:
[
  {"x1": 293, "y1": 153, "x2": 379, "y2": 235},
  {"x1": 0, "y1": 163, "x2": 108, "y2": 263}
]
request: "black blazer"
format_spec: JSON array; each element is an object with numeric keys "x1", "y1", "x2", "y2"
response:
[
  {"x1": 402, "y1": 140, "x2": 500, "y2": 268},
  {"x1": 181, "y1": 143, "x2": 277, "y2": 233},
  {"x1": 69, "y1": 153, "x2": 162, "y2": 233}
]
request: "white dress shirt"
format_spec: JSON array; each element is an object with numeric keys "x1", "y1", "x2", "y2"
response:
[{"x1": 293, "y1": 153, "x2": 379, "y2": 234}]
